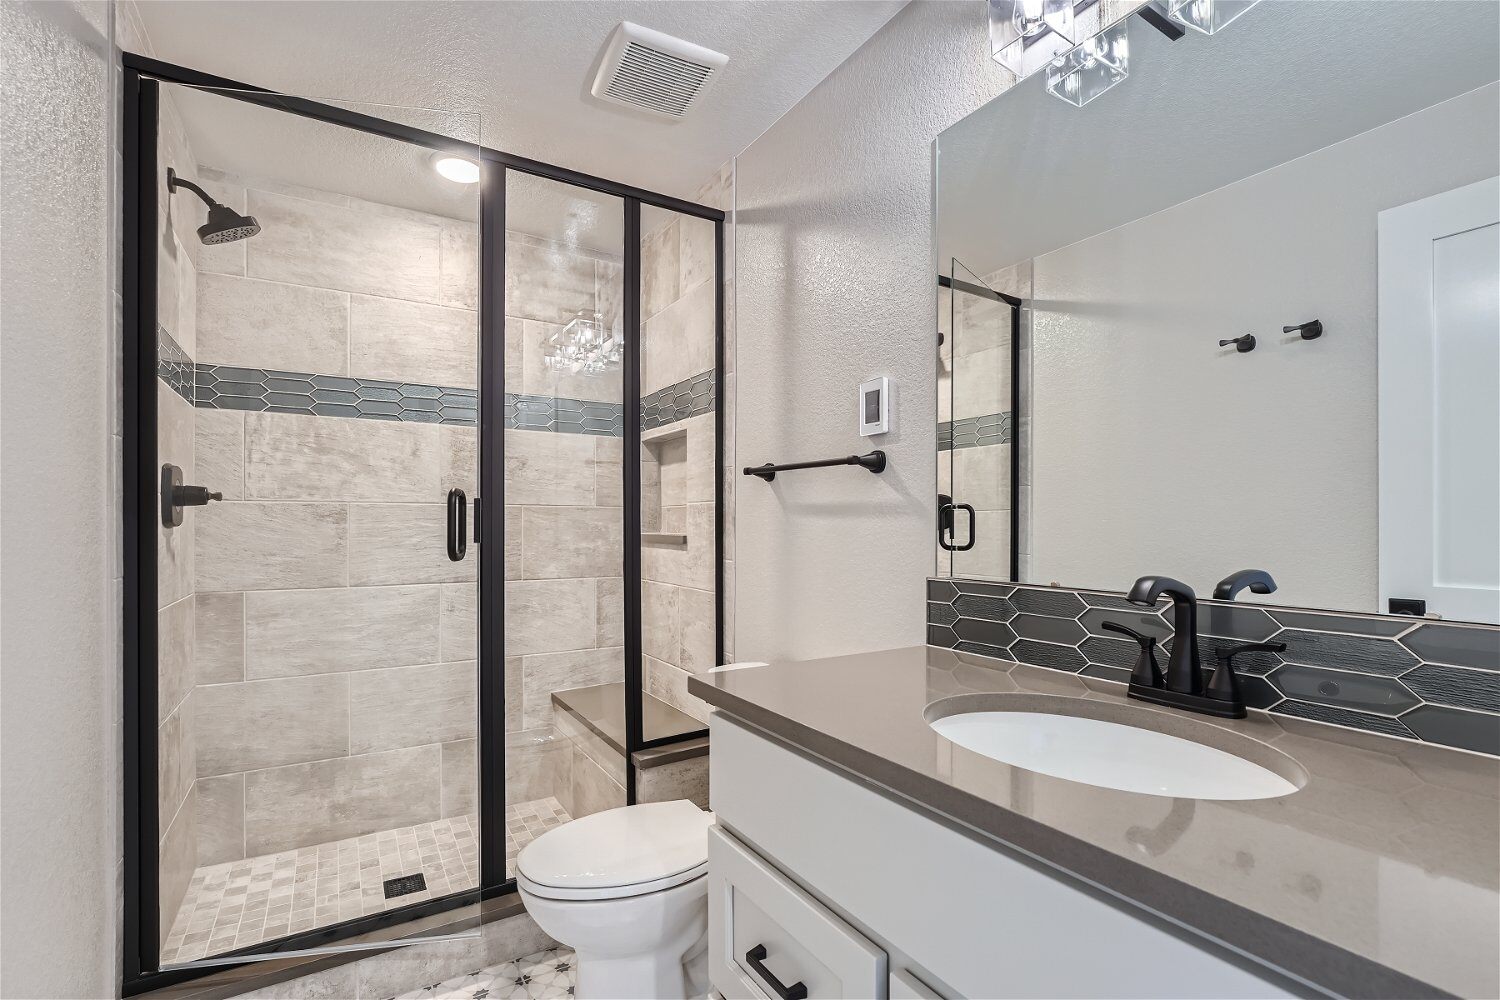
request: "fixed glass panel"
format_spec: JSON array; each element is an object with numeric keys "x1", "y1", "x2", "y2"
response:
[
  {"x1": 152, "y1": 81, "x2": 481, "y2": 967},
  {"x1": 502, "y1": 170, "x2": 626, "y2": 843},
  {"x1": 638, "y1": 206, "x2": 717, "y2": 744},
  {"x1": 944, "y1": 259, "x2": 1021, "y2": 581}
]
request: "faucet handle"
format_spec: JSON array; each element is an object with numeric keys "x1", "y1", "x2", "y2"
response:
[
  {"x1": 1102, "y1": 620, "x2": 1165, "y2": 689},
  {"x1": 1207, "y1": 641, "x2": 1287, "y2": 703}
]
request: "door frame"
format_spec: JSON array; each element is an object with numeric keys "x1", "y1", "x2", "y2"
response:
[
  {"x1": 122, "y1": 53, "x2": 725, "y2": 996},
  {"x1": 1377, "y1": 176, "x2": 1500, "y2": 622}
]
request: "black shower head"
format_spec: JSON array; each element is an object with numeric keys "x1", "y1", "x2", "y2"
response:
[
  {"x1": 167, "y1": 167, "x2": 261, "y2": 245},
  {"x1": 198, "y1": 203, "x2": 261, "y2": 245}
]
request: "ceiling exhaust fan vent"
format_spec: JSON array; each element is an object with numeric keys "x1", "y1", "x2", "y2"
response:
[{"x1": 591, "y1": 22, "x2": 728, "y2": 120}]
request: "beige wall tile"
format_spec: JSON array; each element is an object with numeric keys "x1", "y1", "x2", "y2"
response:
[
  {"x1": 348, "y1": 503, "x2": 475, "y2": 586},
  {"x1": 597, "y1": 260, "x2": 623, "y2": 345},
  {"x1": 244, "y1": 412, "x2": 439, "y2": 503},
  {"x1": 349, "y1": 660, "x2": 476, "y2": 753},
  {"x1": 158, "y1": 694, "x2": 194, "y2": 831},
  {"x1": 685, "y1": 414, "x2": 716, "y2": 504},
  {"x1": 551, "y1": 737, "x2": 576, "y2": 816},
  {"x1": 196, "y1": 772, "x2": 245, "y2": 866},
  {"x1": 505, "y1": 238, "x2": 597, "y2": 325},
  {"x1": 349, "y1": 294, "x2": 477, "y2": 388},
  {"x1": 658, "y1": 437, "x2": 686, "y2": 508},
  {"x1": 440, "y1": 739, "x2": 476, "y2": 818},
  {"x1": 521, "y1": 507, "x2": 622, "y2": 579},
  {"x1": 952, "y1": 345, "x2": 1006, "y2": 419},
  {"x1": 246, "y1": 190, "x2": 442, "y2": 304},
  {"x1": 596, "y1": 578, "x2": 623, "y2": 648},
  {"x1": 196, "y1": 502, "x2": 347, "y2": 592},
  {"x1": 642, "y1": 580, "x2": 680, "y2": 665},
  {"x1": 637, "y1": 756, "x2": 709, "y2": 810},
  {"x1": 595, "y1": 437, "x2": 622, "y2": 507},
  {"x1": 440, "y1": 223, "x2": 479, "y2": 311},
  {"x1": 158, "y1": 384, "x2": 195, "y2": 609},
  {"x1": 158, "y1": 594, "x2": 195, "y2": 722},
  {"x1": 570, "y1": 744, "x2": 626, "y2": 819},
  {"x1": 679, "y1": 214, "x2": 716, "y2": 295},
  {"x1": 641, "y1": 218, "x2": 680, "y2": 321},
  {"x1": 196, "y1": 273, "x2": 349, "y2": 374},
  {"x1": 195, "y1": 591, "x2": 245, "y2": 685},
  {"x1": 440, "y1": 425, "x2": 477, "y2": 495},
  {"x1": 439, "y1": 583, "x2": 477, "y2": 662},
  {"x1": 520, "y1": 647, "x2": 624, "y2": 730},
  {"x1": 159, "y1": 785, "x2": 197, "y2": 947},
  {"x1": 505, "y1": 657, "x2": 523, "y2": 734},
  {"x1": 195, "y1": 408, "x2": 245, "y2": 501},
  {"x1": 505, "y1": 505, "x2": 523, "y2": 580},
  {"x1": 506, "y1": 728, "x2": 564, "y2": 804},
  {"x1": 645, "y1": 656, "x2": 708, "y2": 725},
  {"x1": 643, "y1": 279, "x2": 715, "y2": 396},
  {"x1": 952, "y1": 442, "x2": 1010, "y2": 512},
  {"x1": 242, "y1": 744, "x2": 442, "y2": 856},
  {"x1": 505, "y1": 430, "x2": 595, "y2": 505},
  {"x1": 504, "y1": 315, "x2": 524, "y2": 394},
  {"x1": 196, "y1": 673, "x2": 350, "y2": 776},
  {"x1": 504, "y1": 579, "x2": 595, "y2": 656},
  {"x1": 244, "y1": 585, "x2": 440, "y2": 679},
  {"x1": 679, "y1": 586, "x2": 716, "y2": 673},
  {"x1": 683, "y1": 502, "x2": 716, "y2": 591}
]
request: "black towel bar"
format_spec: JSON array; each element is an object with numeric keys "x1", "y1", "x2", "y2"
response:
[{"x1": 743, "y1": 451, "x2": 886, "y2": 482}]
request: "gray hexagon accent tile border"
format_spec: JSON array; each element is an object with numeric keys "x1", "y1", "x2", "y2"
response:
[{"x1": 927, "y1": 578, "x2": 1500, "y2": 756}]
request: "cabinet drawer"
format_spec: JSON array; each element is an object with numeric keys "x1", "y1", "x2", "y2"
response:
[
  {"x1": 889, "y1": 969, "x2": 944, "y2": 1000},
  {"x1": 708, "y1": 826, "x2": 886, "y2": 1000}
]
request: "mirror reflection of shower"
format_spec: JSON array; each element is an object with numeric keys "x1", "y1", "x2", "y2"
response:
[{"x1": 166, "y1": 167, "x2": 261, "y2": 244}]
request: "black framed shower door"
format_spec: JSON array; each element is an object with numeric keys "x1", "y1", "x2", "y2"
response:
[{"x1": 122, "y1": 53, "x2": 725, "y2": 997}]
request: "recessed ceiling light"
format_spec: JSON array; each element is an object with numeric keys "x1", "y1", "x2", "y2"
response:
[{"x1": 431, "y1": 152, "x2": 480, "y2": 184}]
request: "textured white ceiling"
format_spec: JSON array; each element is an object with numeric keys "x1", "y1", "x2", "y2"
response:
[
  {"x1": 937, "y1": 0, "x2": 1500, "y2": 277},
  {"x1": 135, "y1": 0, "x2": 907, "y2": 210}
]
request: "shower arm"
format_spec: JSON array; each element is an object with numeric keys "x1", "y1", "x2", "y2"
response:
[{"x1": 167, "y1": 167, "x2": 217, "y2": 209}]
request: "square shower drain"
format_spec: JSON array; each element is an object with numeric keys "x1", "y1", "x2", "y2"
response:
[{"x1": 383, "y1": 873, "x2": 427, "y2": 899}]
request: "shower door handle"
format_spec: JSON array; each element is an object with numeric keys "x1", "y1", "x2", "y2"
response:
[{"x1": 446, "y1": 488, "x2": 467, "y2": 562}]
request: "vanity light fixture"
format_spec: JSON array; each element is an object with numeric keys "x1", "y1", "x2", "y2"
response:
[
  {"x1": 1166, "y1": 0, "x2": 1261, "y2": 35},
  {"x1": 542, "y1": 309, "x2": 620, "y2": 375},
  {"x1": 1045, "y1": 20, "x2": 1129, "y2": 107},
  {"x1": 988, "y1": 0, "x2": 1079, "y2": 80},
  {"x1": 431, "y1": 152, "x2": 481, "y2": 184}
]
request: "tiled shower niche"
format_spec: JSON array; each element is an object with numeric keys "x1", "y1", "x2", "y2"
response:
[{"x1": 928, "y1": 579, "x2": 1500, "y2": 756}]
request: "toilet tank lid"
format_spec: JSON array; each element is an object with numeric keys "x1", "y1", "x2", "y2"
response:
[{"x1": 517, "y1": 800, "x2": 713, "y2": 891}]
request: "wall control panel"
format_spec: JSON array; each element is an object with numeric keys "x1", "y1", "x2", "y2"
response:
[{"x1": 859, "y1": 377, "x2": 890, "y2": 436}]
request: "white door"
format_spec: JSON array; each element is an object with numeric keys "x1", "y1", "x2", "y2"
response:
[{"x1": 1378, "y1": 177, "x2": 1500, "y2": 623}]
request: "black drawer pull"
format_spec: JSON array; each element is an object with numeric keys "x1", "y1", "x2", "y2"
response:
[{"x1": 746, "y1": 944, "x2": 808, "y2": 1000}]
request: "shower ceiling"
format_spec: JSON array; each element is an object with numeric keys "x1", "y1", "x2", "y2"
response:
[{"x1": 132, "y1": 0, "x2": 906, "y2": 199}]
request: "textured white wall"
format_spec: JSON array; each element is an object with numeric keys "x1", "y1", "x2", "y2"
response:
[
  {"x1": 1029, "y1": 84, "x2": 1500, "y2": 611},
  {"x1": 732, "y1": 1, "x2": 1010, "y2": 661},
  {"x1": 0, "y1": 2, "x2": 122, "y2": 997}
]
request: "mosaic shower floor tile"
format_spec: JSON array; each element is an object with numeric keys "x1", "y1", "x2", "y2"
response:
[{"x1": 162, "y1": 799, "x2": 572, "y2": 966}]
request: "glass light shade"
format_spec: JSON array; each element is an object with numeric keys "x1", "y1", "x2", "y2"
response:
[
  {"x1": 1166, "y1": 0, "x2": 1261, "y2": 35},
  {"x1": 1045, "y1": 21, "x2": 1129, "y2": 108},
  {"x1": 542, "y1": 310, "x2": 619, "y2": 375},
  {"x1": 989, "y1": 0, "x2": 1078, "y2": 80}
]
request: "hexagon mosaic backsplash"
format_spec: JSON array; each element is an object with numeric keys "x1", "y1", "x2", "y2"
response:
[
  {"x1": 161, "y1": 326, "x2": 712, "y2": 437},
  {"x1": 928, "y1": 578, "x2": 1500, "y2": 756}
]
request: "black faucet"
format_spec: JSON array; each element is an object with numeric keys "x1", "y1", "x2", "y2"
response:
[
  {"x1": 1214, "y1": 568, "x2": 1276, "y2": 601},
  {"x1": 1125, "y1": 575, "x2": 1245, "y2": 719}
]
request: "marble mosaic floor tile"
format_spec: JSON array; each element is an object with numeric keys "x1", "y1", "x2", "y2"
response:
[
  {"x1": 396, "y1": 947, "x2": 577, "y2": 1000},
  {"x1": 163, "y1": 799, "x2": 571, "y2": 966}
]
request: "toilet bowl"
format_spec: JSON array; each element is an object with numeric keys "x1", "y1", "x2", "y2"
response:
[{"x1": 517, "y1": 800, "x2": 713, "y2": 1000}]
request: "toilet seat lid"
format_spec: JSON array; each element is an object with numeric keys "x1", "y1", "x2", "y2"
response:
[{"x1": 517, "y1": 800, "x2": 712, "y2": 896}]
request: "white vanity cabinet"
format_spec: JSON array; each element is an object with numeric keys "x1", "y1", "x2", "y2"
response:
[{"x1": 707, "y1": 714, "x2": 1294, "y2": 1000}]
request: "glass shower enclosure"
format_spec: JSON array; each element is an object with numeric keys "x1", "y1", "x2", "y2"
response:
[{"x1": 123, "y1": 54, "x2": 722, "y2": 994}]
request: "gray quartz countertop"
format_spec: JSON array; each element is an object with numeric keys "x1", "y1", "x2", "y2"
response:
[{"x1": 688, "y1": 646, "x2": 1500, "y2": 999}]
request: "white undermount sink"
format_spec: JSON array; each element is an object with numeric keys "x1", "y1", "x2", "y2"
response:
[{"x1": 929, "y1": 709, "x2": 1301, "y2": 800}]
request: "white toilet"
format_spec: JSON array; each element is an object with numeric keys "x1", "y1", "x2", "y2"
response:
[{"x1": 516, "y1": 800, "x2": 713, "y2": 1000}]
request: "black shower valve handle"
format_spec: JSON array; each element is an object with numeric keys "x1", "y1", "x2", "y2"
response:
[{"x1": 172, "y1": 484, "x2": 222, "y2": 507}]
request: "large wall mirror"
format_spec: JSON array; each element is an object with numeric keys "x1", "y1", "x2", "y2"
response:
[{"x1": 936, "y1": 0, "x2": 1499, "y2": 625}]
